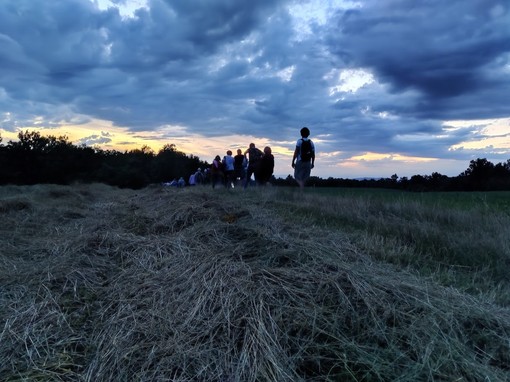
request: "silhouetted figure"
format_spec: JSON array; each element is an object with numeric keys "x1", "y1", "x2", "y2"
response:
[
  {"x1": 244, "y1": 143, "x2": 263, "y2": 188},
  {"x1": 211, "y1": 155, "x2": 224, "y2": 188},
  {"x1": 234, "y1": 148, "x2": 247, "y2": 186},
  {"x1": 291, "y1": 127, "x2": 315, "y2": 190},
  {"x1": 255, "y1": 146, "x2": 274, "y2": 185}
]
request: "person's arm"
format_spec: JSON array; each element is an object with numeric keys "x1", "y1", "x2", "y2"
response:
[
  {"x1": 311, "y1": 141, "x2": 315, "y2": 168},
  {"x1": 291, "y1": 144, "x2": 299, "y2": 168},
  {"x1": 291, "y1": 149, "x2": 297, "y2": 168}
]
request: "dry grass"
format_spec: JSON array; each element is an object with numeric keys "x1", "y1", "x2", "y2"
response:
[{"x1": 1, "y1": 184, "x2": 509, "y2": 381}]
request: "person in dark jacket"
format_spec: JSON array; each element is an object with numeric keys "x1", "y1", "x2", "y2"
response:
[
  {"x1": 243, "y1": 143, "x2": 263, "y2": 188},
  {"x1": 234, "y1": 148, "x2": 247, "y2": 185},
  {"x1": 211, "y1": 155, "x2": 224, "y2": 188},
  {"x1": 255, "y1": 146, "x2": 274, "y2": 186}
]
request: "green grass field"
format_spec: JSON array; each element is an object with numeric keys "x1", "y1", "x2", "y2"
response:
[
  {"x1": 1, "y1": 184, "x2": 509, "y2": 381},
  {"x1": 272, "y1": 187, "x2": 510, "y2": 305},
  {"x1": 309, "y1": 187, "x2": 510, "y2": 212}
]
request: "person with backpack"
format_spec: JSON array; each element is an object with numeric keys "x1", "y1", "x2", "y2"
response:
[
  {"x1": 243, "y1": 143, "x2": 263, "y2": 188},
  {"x1": 291, "y1": 127, "x2": 315, "y2": 190}
]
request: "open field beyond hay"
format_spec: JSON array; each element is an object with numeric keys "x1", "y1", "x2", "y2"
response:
[{"x1": 1, "y1": 184, "x2": 509, "y2": 381}]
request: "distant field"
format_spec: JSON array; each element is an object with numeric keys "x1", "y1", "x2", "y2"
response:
[
  {"x1": 1, "y1": 184, "x2": 509, "y2": 381},
  {"x1": 273, "y1": 187, "x2": 510, "y2": 303},
  {"x1": 308, "y1": 187, "x2": 510, "y2": 212}
]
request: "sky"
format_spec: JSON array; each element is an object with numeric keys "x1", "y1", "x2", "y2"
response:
[{"x1": 1, "y1": 0, "x2": 509, "y2": 179}]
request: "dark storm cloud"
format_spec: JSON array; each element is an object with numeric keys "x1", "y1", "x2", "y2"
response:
[
  {"x1": 326, "y1": 0, "x2": 510, "y2": 118},
  {"x1": 104, "y1": 0, "x2": 283, "y2": 70},
  {"x1": 0, "y1": 0, "x2": 292, "y2": 132}
]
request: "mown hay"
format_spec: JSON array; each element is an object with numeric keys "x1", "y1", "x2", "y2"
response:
[{"x1": 0, "y1": 184, "x2": 509, "y2": 381}]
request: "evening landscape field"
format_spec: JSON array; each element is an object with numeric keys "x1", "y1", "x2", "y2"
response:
[{"x1": 1, "y1": 184, "x2": 509, "y2": 381}]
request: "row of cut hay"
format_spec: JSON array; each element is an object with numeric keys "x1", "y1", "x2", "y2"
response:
[
  {"x1": 84, "y1": 209, "x2": 510, "y2": 381},
  {"x1": 1, "y1": 185, "x2": 509, "y2": 381}
]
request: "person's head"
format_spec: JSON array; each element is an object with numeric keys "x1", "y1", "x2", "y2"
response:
[
  {"x1": 227, "y1": 150, "x2": 232, "y2": 156},
  {"x1": 300, "y1": 127, "x2": 310, "y2": 138},
  {"x1": 237, "y1": 149, "x2": 242, "y2": 155},
  {"x1": 249, "y1": 143, "x2": 255, "y2": 149},
  {"x1": 215, "y1": 155, "x2": 221, "y2": 161},
  {"x1": 264, "y1": 146, "x2": 272, "y2": 155}
]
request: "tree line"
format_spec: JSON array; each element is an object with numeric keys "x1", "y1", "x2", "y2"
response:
[
  {"x1": 1, "y1": 131, "x2": 509, "y2": 191},
  {"x1": 0, "y1": 131, "x2": 206, "y2": 189},
  {"x1": 272, "y1": 157, "x2": 510, "y2": 191}
]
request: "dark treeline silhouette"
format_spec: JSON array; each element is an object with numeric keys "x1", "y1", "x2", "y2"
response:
[
  {"x1": 1, "y1": 131, "x2": 509, "y2": 191},
  {"x1": 273, "y1": 157, "x2": 510, "y2": 191},
  {"x1": 0, "y1": 131, "x2": 207, "y2": 189}
]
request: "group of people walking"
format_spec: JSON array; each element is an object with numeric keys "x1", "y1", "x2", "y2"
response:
[
  {"x1": 210, "y1": 144, "x2": 275, "y2": 189},
  {"x1": 180, "y1": 127, "x2": 316, "y2": 190},
  {"x1": 209, "y1": 127, "x2": 315, "y2": 190}
]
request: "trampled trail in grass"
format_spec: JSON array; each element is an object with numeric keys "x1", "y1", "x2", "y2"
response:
[{"x1": 1, "y1": 184, "x2": 509, "y2": 381}]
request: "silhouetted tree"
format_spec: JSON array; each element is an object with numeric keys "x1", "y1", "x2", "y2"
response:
[
  {"x1": 408, "y1": 175, "x2": 427, "y2": 191},
  {"x1": 0, "y1": 130, "x2": 208, "y2": 188},
  {"x1": 427, "y1": 172, "x2": 450, "y2": 191},
  {"x1": 460, "y1": 158, "x2": 495, "y2": 190}
]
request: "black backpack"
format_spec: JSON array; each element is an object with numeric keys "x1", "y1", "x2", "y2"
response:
[
  {"x1": 250, "y1": 148, "x2": 262, "y2": 163},
  {"x1": 300, "y1": 139, "x2": 313, "y2": 162}
]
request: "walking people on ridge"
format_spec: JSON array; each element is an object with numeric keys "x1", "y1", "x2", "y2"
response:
[
  {"x1": 255, "y1": 146, "x2": 275, "y2": 186},
  {"x1": 188, "y1": 172, "x2": 196, "y2": 186},
  {"x1": 291, "y1": 127, "x2": 315, "y2": 190},
  {"x1": 222, "y1": 150, "x2": 235, "y2": 188},
  {"x1": 194, "y1": 168, "x2": 205, "y2": 185},
  {"x1": 234, "y1": 148, "x2": 247, "y2": 186},
  {"x1": 244, "y1": 143, "x2": 263, "y2": 188},
  {"x1": 211, "y1": 155, "x2": 224, "y2": 189}
]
